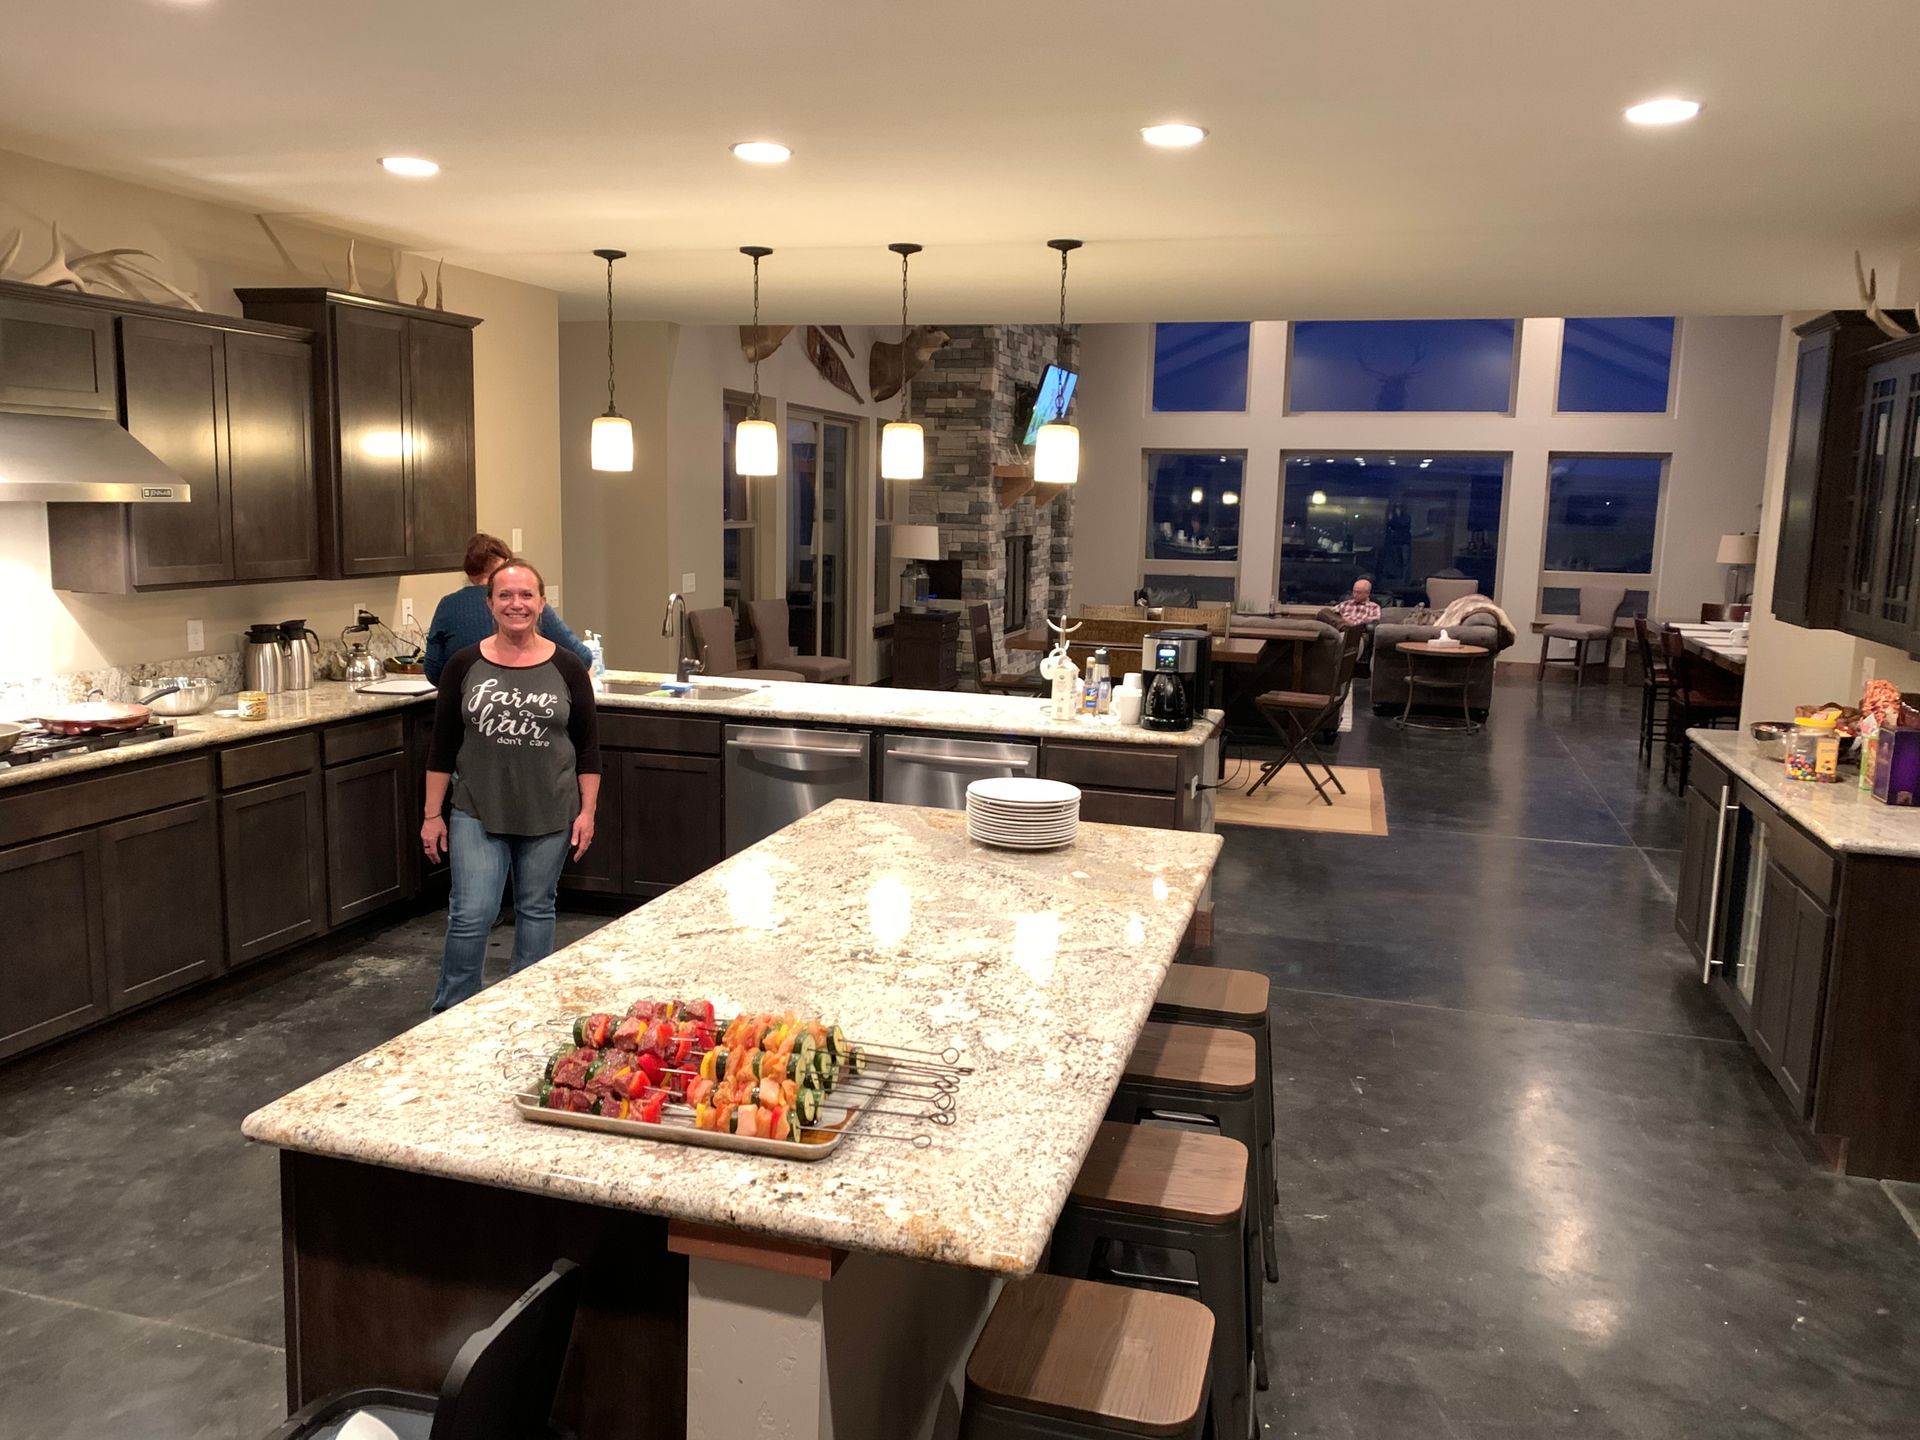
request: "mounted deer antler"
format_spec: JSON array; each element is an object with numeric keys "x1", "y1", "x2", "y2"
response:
[
  {"x1": 1355, "y1": 341, "x2": 1427, "y2": 410},
  {"x1": 1855, "y1": 251, "x2": 1915, "y2": 339},
  {"x1": 3, "y1": 223, "x2": 202, "y2": 309}
]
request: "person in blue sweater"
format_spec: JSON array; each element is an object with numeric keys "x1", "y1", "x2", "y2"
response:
[{"x1": 425, "y1": 533, "x2": 594, "y2": 684}]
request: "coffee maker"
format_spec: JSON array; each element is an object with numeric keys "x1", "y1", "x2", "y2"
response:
[{"x1": 1139, "y1": 628, "x2": 1211, "y2": 731}]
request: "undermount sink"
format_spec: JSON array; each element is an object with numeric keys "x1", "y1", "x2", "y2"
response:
[{"x1": 603, "y1": 680, "x2": 760, "y2": 702}]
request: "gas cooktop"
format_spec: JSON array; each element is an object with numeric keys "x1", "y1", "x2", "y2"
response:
[{"x1": 0, "y1": 720, "x2": 179, "y2": 769}]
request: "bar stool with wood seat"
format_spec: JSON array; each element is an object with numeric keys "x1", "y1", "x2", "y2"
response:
[
  {"x1": 961, "y1": 1272, "x2": 1214, "y2": 1440},
  {"x1": 1048, "y1": 1123, "x2": 1262, "y2": 1440},
  {"x1": 1151, "y1": 965, "x2": 1277, "y2": 1285}
]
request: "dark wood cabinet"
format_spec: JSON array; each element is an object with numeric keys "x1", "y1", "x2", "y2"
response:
[
  {"x1": 222, "y1": 771, "x2": 328, "y2": 967},
  {"x1": 892, "y1": 609, "x2": 960, "y2": 690},
  {"x1": 1841, "y1": 344, "x2": 1920, "y2": 648},
  {"x1": 1773, "y1": 313, "x2": 1881, "y2": 629},
  {"x1": 0, "y1": 831, "x2": 108, "y2": 1060},
  {"x1": 559, "y1": 760, "x2": 624, "y2": 896},
  {"x1": 1750, "y1": 860, "x2": 1833, "y2": 1116},
  {"x1": 237, "y1": 289, "x2": 481, "y2": 579},
  {"x1": 1674, "y1": 781, "x2": 1721, "y2": 960},
  {"x1": 97, "y1": 797, "x2": 224, "y2": 1009},
  {"x1": 0, "y1": 289, "x2": 116, "y2": 415},
  {"x1": 44, "y1": 310, "x2": 319, "y2": 593},
  {"x1": 623, "y1": 752, "x2": 725, "y2": 897},
  {"x1": 323, "y1": 749, "x2": 415, "y2": 927}
]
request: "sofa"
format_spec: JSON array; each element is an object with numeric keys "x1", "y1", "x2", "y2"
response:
[{"x1": 1368, "y1": 606, "x2": 1512, "y2": 715}]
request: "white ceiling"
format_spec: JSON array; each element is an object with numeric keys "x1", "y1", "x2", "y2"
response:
[{"x1": 3, "y1": 0, "x2": 1918, "y2": 322}]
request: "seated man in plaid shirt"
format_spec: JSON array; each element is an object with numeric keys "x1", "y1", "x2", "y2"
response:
[{"x1": 1332, "y1": 577, "x2": 1381, "y2": 628}]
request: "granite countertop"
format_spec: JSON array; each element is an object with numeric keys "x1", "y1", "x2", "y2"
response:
[
  {"x1": 593, "y1": 670, "x2": 1221, "y2": 748},
  {"x1": 0, "y1": 671, "x2": 1219, "y2": 794},
  {"x1": 0, "y1": 682, "x2": 432, "y2": 792},
  {"x1": 1690, "y1": 730, "x2": 1920, "y2": 858},
  {"x1": 243, "y1": 800, "x2": 1223, "y2": 1274}
]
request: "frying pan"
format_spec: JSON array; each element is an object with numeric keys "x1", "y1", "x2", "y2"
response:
[{"x1": 33, "y1": 690, "x2": 155, "y2": 735}]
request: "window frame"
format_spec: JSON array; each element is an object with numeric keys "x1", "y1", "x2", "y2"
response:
[
  {"x1": 1139, "y1": 448, "x2": 1247, "y2": 593},
  {"x1": 721, "y1": 392, "x2": 760, "y2": 631},
  {"x1": 1536, "y1": 450, "x2": 1671, "y2": 614},
  {"x1": 872, "y1": 446, "x2": 896, "y2": 624},
  {"x1": 1282, "y1": 319, "x2": 1521, "y2": 417}
]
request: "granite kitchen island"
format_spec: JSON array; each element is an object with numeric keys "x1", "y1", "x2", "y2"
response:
[{"x1": 243, "y1": 799, "x2": 1223, "y2": 1439}]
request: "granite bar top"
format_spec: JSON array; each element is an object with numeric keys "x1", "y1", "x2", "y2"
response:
[
  {"x1": 243, "y1": 800, "x2": 1222, "y2": 1274},
  {"x1": 0, "y1": 672, "x2": 1219, "y2": 794},
  {"x1": 0, "y1": 682, "x2": 432, "y2": 792},
  {"x1": 593, "y1": 670, "x2": 1221, "y2": 748},
  {"x1": 1690, "y1": 729, "x2": 1920, "y2": 858}
]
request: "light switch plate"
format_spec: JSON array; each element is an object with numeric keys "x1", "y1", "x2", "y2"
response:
[
  {"x1": 549, "y1": 584, "x2": 561, "y2": 611},
  {"x1": 1863, "y1": 655, "x2": 1877, "y2": 688},
  {"x1": 511, "y1": 528, "x2": 524, "y2": 552},
  {"x1": 186, "y1": 619, "x2": 204, "y2": 653},
  {"x1": 682, "y1": 572, "x2": 696, "y2": 593}
]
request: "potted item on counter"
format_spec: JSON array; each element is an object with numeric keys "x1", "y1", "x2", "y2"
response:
[{"x1": 1870, "y1": 694, "x2": 1920, "y2": 806}]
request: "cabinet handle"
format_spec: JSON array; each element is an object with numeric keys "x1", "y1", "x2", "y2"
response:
[
  {"x1": 1701, "y1": 793, "x2": 1740, "y2": 983},
  {"x1": 727, "y1": 739, "x2": 865, "y2": 759}
]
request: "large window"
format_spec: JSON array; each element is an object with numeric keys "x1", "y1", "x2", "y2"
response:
[
  {"x1": 1288, "y1": 319, "x2": 1517, "y2": 413},
  {"x1": 1544, "y1": 455, "x2": 1664, "y2": 574},
  {"x1": 872, "y1": 464, "x2": 894, "y2": 622},
  {"x1": 1145, "y1": 452, "x2": 1242, "y2": 561},
  {"x1": 1279, "y1": 453, "x2": 1507, "y2": 606},
  {"x1": 1557, "y1": 318, "x2": 1675, "y2": 413},
  {"x1": 721, "y1": 396, "x2": 757, "y2": 630},
  {"x1": 1152, "y1": 323, "x2": 1251, "y2": 412}
]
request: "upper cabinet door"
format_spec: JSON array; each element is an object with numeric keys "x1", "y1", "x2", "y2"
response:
[
  {"x1": 0, "y1": 293, "x2": 117, "y2": 416},
  {"x1": 225, "y1": 331, "x2": 320, "y2": 582},
  {"x1": 124, "y1": 317, "x2": 233, "y2": 587},
  {"x1": 406, "y1": 319, "x2": 476, "y2": 573},
  {"x1": 332, "y1": 307, "x2": 413, "y2": 575}
]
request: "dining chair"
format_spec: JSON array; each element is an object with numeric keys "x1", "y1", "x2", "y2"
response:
[
  {"x1": 1661, "y1": 628, "x2": 1742, "y2": 791},
  {"x1": 967, "y1": 604, "x2": 1044, "y2": 696},
  {"x1": 1698, "y1": 603, "x2": 1752, "y2": 623},
  {"x1": 1538, "y1": 585, "x2": 1626, "y2": 690},
  {"x1": 686, "y1": 607, "x2": 804, "y2": 680},
  {"x1": 745, "y1": 598, "x2": 852, "y2": 683},
  {"x1": 1631, "y1": 614, "x2": 1672, "y2": 767}
]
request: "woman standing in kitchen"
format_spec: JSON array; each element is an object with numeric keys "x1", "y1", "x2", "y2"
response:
[
  {"x1": 421, "y1": 560, "x2": 600, "y2": 1013},
  {"x1": 423, "y1": 533, "x2": 594, "y2": 685}
]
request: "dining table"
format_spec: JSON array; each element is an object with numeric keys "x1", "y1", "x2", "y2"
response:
[
  {"x1": 1006, "y1": 622, "x2": 1325, "y2": 712},
  {"x1": 1664, "y1": 621, "x2": 1748, "y2": 676}
]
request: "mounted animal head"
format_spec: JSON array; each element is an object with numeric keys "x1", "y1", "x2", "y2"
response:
[{"x1": 870, "y1": 326, "x2": 951, "y2": 403}]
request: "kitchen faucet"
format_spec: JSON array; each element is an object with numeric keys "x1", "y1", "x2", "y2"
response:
[{"x1": 661, "y1": 592, "x2": 703, "y2": 684}]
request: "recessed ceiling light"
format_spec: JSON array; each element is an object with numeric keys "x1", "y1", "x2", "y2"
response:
[
  {"x1": 379, "y1": 156, "x2": 439, "y2": 177},
  {"x1": 732, "y1": 141, "x2": 792, "y2": 165},
  {"x1": 1623, "y1": 97, "x2": 1701, "y2": 126},
  {"x1": 1141, "y1": 122, "x2": 1207, "y2": 149}
]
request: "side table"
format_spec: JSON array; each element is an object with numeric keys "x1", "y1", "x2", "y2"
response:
[{"x1": 1395, "y1": 640, "x2": 1489, "y2": 733}]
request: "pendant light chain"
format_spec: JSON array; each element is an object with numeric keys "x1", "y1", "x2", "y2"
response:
[
  {"x1": 1057, "y1": 245, "x2": 1070, "y2": 367},
  {"x1": 749, "y1": 250, "x2": 763, "y2": 420},
  {"x1": 604, "y1": 253, "x2": 617, "y2": 416},
  {"x1": 899, "y1": 247, "x2": 912, "y2": 421}
]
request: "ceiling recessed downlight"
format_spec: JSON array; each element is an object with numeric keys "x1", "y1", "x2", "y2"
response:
[
  {"x1": 1623, "y1": 97, "x2": 1701, "y2": 126},
  {"x1": 379, "y1": 156, "x2": 439, "y2": 177},
  {"x1": 731, "y1": 141, "x2": 792, "y2": 164},
  {"x1": 1141, "y1": 122, "x2": 1207, "y2": 149}
]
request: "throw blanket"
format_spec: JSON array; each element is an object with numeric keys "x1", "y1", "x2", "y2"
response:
[{"x1": 1401, "y1": 596, "x2": 1517, "y2": 646}]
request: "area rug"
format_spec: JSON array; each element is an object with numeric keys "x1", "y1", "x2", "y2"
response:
[{"x1": 1214, "y1": 763, "x2": 1388, "y2": 837}]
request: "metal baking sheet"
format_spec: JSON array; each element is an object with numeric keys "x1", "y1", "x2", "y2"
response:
[{"x1": 512, "y1": 1080, "x2": 878, "y2": 1161}]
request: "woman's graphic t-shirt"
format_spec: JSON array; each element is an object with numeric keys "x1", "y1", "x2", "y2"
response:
[{"x1": 428, "y1": 646, "x2": 601, "y2": 836}]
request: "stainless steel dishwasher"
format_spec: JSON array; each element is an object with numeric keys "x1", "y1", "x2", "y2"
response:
[
  {"x1": 724, "y1": 725, "x2": 873, "y2": 854},
  {"x1": 880, "y1": 733, "x2": 1039, "y2": 811}
]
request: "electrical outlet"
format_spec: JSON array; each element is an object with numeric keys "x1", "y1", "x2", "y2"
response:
[
  {"x1": 549, "y1": 584, "x2": 561, "y2": 611},
  {"x1": 682, "y1": 572, "x2": 696, "y2": 593},
  {"x1": 511, "y1": 528, "x2": 524, "y2": 552},
  {"x1": 186, "y1": 619, "x2": 204, "y2": 653},
  {"x1": 1863, "y1": 655, "x2": 1877, "y2": 688},
  {"x1": 401, "y1": 597, "x2": 415, "y2": 627}
]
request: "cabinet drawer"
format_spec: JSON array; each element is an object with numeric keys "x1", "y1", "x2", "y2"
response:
[
  {"x1": 599, "y1": 711, "x2": 723, "y2": 755},
  {"x1": 324, "y1": 715, "x2": 406, "y2": 766},
  {"x1": 219, "y1": 732, "x2": 320, "y2": 790},
  {"x1": 0, "y1": 756, "x2": 214, "y2": 849},
  {"x1": 1737, "y1": 781, "x2": 1838, "y2": 907},
  {"x1": 1687, "y1": 749, "x2": 1730, "y2": 804},
  {"x1": 1076, "y1": 787, "x2": 1180, "y2": 829},
  {"x1": 1043, "y1": 742, "x2": 1182, "y2": 794}
]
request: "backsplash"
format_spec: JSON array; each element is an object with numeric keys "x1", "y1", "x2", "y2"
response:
[{"x1": 0, "y1": 637, "x2": 391, "y2": 719}]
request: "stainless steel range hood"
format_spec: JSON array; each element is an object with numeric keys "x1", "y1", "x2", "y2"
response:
[{"x1": 0, "y1": 411, "x2": 190, "y2": 503}]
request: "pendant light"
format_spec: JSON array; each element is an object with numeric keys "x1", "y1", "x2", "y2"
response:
[
  {"x1": 589, "y1": 248, "x2": 634, "y2": 472},
  {"x1": 1033, "y1": 238, "x2": 1082, "y2": 485},
  {"x1": 734, "y1": 246, "x2": 780, "y2": 477},
  {"x1": 880, "y1": 242, "x2": 926, "y2": 481}
]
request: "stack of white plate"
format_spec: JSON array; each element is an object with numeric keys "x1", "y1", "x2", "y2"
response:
[{"x1": 965, "y1": 776, "x2": 1081, "y2": 849}]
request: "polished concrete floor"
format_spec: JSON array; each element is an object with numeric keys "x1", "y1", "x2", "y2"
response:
[{"x1": 0, "y1": 675, "x2": 1915, "y2": 1438}]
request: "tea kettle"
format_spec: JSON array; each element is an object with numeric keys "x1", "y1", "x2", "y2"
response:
[{"x1": 345, "y1": 641, "x2": 385, "y2": 686}]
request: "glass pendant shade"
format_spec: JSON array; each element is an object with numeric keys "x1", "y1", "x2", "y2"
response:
[
  {"x1": 735, "y1": 417, "x2": 779, "y2": 477},
  {"x1": 1034, "y1": 422, "x2": 1080, "y2": 485},
  {"x1": 590, "y1": 413, "x2": 634, "y2": 472},
  {"x1": 881, "y1": 421, "x2": 925, "y2": 481}
]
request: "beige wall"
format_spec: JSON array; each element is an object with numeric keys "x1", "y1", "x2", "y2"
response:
[
  {"x1": 0, "y1": 146, "x2": 560, "y2": 680},
  {"x1": 1742, "y1": 318, "x2": 1920, "y2": 723},
  {"x1": 562, "y1": 320, "x2": 896, "y2": 677},
  {"x1": 1073, "y1": 317, "x2": 1781, "y2": 664}
]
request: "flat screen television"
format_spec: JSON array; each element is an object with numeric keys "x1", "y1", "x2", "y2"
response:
[{"x1": 1021, "y1": 364, "x2": 1078, "y2": 446}]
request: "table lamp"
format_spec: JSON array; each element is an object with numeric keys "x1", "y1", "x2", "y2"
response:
[
  {"x1": 893, "y1": 524, "x2": 942, "y2": 611},
  {"x1": 1717, "y1": 532, "x2": 1759, "y2": 604}
]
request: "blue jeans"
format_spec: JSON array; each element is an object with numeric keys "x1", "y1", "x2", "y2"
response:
[{"x1": 431, "y1": 809, "x2": 571, "y2": 1014}]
